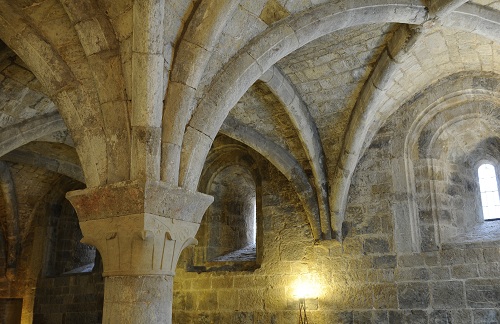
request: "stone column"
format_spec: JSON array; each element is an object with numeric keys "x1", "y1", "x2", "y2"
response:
[{"x1": 66, "y1": 181, "x2": 213, "y2": 324}]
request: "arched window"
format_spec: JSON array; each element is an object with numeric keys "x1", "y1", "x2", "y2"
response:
[
  {"x1": 189, "y1": 143, "x2": 263, "y2": 272},
  {"x1": 478, "y1": 163, "x2": 500, "y2": 220}
]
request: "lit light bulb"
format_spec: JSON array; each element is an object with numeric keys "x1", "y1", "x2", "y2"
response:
[{"x1": 292, "y1": 275, "x2": 321, "y2": 299}]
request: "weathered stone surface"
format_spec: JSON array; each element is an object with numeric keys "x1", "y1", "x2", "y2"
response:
[
  {"x1": 103, "y1": 276, "x2": 172, "y2": 324},
  {"x1": 466, "y1": 279, "x2": 500, "y2": 308},
  {"x1": 431, "y1": 281, "x2": 465, "y2": 309},
  {"x1": 397, "y1": 282, "x2": 430, "y2": 309},
  {"x1": 364, "y1": 237, "x2": 390, "y2": 254},
  {"x1": 3, "y1": 1, "x2": 500, "y2": 324}
]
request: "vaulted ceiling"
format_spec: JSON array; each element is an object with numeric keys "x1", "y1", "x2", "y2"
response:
[{"x1": 0, "y1": 0, "x2": 499, "y2": 270}]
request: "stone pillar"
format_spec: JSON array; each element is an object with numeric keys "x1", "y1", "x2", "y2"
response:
[{"x1": 66, "y1": 181, "x2": 213, "y2": 324}]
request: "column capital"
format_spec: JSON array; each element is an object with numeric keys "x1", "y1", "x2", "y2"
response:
[{"x1": 66, "y1": 181, "x2": 213, "y2": 276}]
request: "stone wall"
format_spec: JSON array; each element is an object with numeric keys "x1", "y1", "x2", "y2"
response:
[
  {"x1": 33, "y1": 188, "x2": 103, "y2": 324},
  {"x1": 172, "y1": 119, "x2": 500, "y2": 323},
  {"x1": 49, "y1": 200, "x2": 96, "y2": 276},
  {"x1": 33, "y1": 272, "x2": 104, "y2": 324}
]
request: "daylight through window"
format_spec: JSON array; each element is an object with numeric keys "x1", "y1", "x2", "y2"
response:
[{"x1": 478, "y1": 163, "x2": 500, "y2": 220}]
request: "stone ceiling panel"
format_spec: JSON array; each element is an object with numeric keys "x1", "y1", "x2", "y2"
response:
[
  {"x1": 0, "y1": 55, "x2": 57, "y2": 128},
  {"x1": 228, "y1": 82, "x2": 310, "y2": 171},
  {"x1": 275, "y1": 23, "x2": 392, "y2": 173},
  {"x1": 470, "y1": 0, "x2": 500, "y2": 10},
  {"x1": 9, "y1": 164, "x2": 62, "y2": 241}
]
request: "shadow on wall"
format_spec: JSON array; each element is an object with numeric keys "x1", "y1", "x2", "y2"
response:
[
  {"x1": 33, "y1": 182, "x2": 104, "y2": 324},
  {"x1": 0, "y1": 298, "x2": 22, "y2": 324}
]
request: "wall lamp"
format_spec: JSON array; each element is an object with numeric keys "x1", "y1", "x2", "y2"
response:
[{"x1": 292, "y1": 275, "x2": 321, "y2": 324}]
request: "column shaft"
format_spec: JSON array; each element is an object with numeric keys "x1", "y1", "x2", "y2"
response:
[{"x1": 103, "y1": 276, "x2": 173, "y2": 324}]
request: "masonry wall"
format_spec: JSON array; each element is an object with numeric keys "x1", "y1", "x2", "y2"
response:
[
  {"x1": 33, "y1": 272, "x2": 104, "y2": 324},
  {"x1": 33, "y1": 196, "x2": 103, "y2": 324},
  {"x1": 172, "y1": 128, "x2": 500, "y2": 323}
]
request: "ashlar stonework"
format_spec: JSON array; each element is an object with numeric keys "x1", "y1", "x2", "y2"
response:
[{"x1": 0, "y1": 1, "x2": 500, "y2": 323}]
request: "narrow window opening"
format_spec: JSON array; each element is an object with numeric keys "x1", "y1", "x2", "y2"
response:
[
  {"x1": 209, "y1": 165, "x2": 257, "y2": 262},
  {"x1": 478, "y1": 163, "x2": 500, "y2": 220}
]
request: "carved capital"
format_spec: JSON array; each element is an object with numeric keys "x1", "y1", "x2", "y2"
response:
[
  {"x1": 66, "y1": 182, "x2": 213, "y2": 276},
  {"x1": 79, "y1": 214, "x2": 200, "y2": 276}
]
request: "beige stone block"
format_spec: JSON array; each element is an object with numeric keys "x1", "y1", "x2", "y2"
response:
[
  {"x1": 2, "y1": 64, "x2": 34, "y2": 85},
  {"x1": 14, "y1": 30, "x2": 71, "y2": 95},
  {"x1": 183, "y1": 0, "x2": 236, "y2": 47},
  {"x1": 260, "y1": 0, "x2": 290, "y2": 25},
  {"x1": 191, "y1": 278, "x2": 211, "y2": 290},
  {"x1": 88, "y1": 52, "x2": 127, "y2": 104},
  {"x1": 196, "y1": 290, "x2": 217, "y2": 311},
  {"x1": 218, "y1": 290, "x2": 239, "y2": 310},
  {"x1": 119, "y1": 37, "x2": 133, "y2": 100},
  {"x1": 101, "y1": 101, "x2": 131, "y2": 182},
  {"x1": 247, "y1": 23, "x2": 298, "y2": 72},
  {"x1": 170, "y1": 40, "x2": 210, "y2": 87},
  {"x1": 189, "y1": 52, "x2": 262, "y2": 137},
  {"x1": 179, "y1": 126, "x2": 214, "y2": 190},
  {"x1": 211, "y1": 276, "x2": 234, "y2": 289},
  {"x1": 160, "y1": 142, "x2": 180, "y2": 185},
  {"x1": 237, "y1": 289, "x2": 265, "y2": 311},
  {"x1": 131, "y1": 53, "x2": 164, "y2": 127},
  {"x1": 132, "y1": 0, "x2": 164, "y2": 54},
  {"x1": 111, "y1": 9, "x2": 133, "y2": 41},
  {"x1": 162, "y1": 81, "x2": 196, "y2": 145}
]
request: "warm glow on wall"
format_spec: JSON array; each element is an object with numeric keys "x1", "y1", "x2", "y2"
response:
[{"x1": 292, "y1": 274, "x2": 322, "y2": 299}]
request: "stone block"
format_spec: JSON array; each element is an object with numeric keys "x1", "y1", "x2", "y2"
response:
[
  {"x1": 395, "y1": 267, "x2": 430, "y2": 281},
  {"x1": 429, "y1": 310, "x2": 453, "y2": 324},
  {"x1": 465, "y1": 248, "x2": 484, "y2": 264},
  {"x1": 397, "y1": 282, "x2": 430, "y2": 309},
  {"x1": 323, "y1": 311, "x2": 353, "y2": 324},
  {"x1": 373, "y1": 284, "x2": 398, "y2": 309},
  {"x1": 217, "y1": 290, "x2": 239, "y2": 311},
  {"x1": 449, "y1": 309, "x2": 473, "y2": 324},
  {"x1": 451, "y1": 264, "x2": 479, "y2": 279},
  {"x1": 419, "y1": 225, "x2": 438, "y2": 252},
  {"x1": 472, "y1": 309, "x2": 500, "y2": 323},
  {"x1": 231, "y1": 312, "x2": 254, "y2": 324},
  {"x1": 373, "y1": 255, "x2": 396, "y2": 269},
  {"x1": 237, "y1": 289, "x2": 264, "y2": 311},
  {"x1": 398, "y1": 254, "x2": 425, "y2": 267},
  {"x1": 424, "y1": 252, "x2": 440, "y2": 266},
  {"x1": 441, "y1": 248, "x2": 465, "y2": 266},
  {"x1": 479, "y1": 262, "x2": 500, "y2": 278},
  {"x1": 388, "y1": 310, "x2": 427, "y2": 324},
  {"x1": 253, "y1": 312, "x2": 279, "y2": 324},
  {"x1": 483, "y1": 247, "x2": 500, "y2": 263},
  {"x1": 431, "y1": 281, "x2": 465, "y2": 309},
  {"x1": 372, "y1": 311, "x2": 389, "y2": 323},
  {"x1": 196, "y1": 291, "x2": 217, "y2": 311},
  {"x1": 466, "y1": 279, "x2": 500, "y2": 308},
  {"x1": 429, "y1": 266, "x2": 451, "y2": 280},
  {"x1": 352, "y1": 310, "x2": 371, "y2": 323},
  {"x1": 363, "y1": 237, "x2": 390, "y2": 254}
]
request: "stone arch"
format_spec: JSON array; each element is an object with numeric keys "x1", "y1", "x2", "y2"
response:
[
  {"x1": 259, "y1": 66, "x2": 331, "y2": 238},
  {"x1": 0, "y1": 3, "x2": 107, "y2": 186},
  {"x1": 21, "y1": 176, "x2": 87, "y2": 322},
  {"x1": 332, "y1": 3, "x2": 500, "y2": 238},
  {"x1": 220, "y1": 117, "x2": 322, "y2": 239},
  {"x1": 0, "y1": 113, "x2": 66, "y2": 158},
  {"x1": 389, "y1": 72, "x2": 500, "y2": 252},
  {"x1": 179, "y1": 0, "x2": 429, "y2": 191},
  {"x1": 192, "y1": 143, "x2": 263, "y2": 270},
  {"x1": 161, "y1": 0, "x2": 242, "y2": 185}
]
